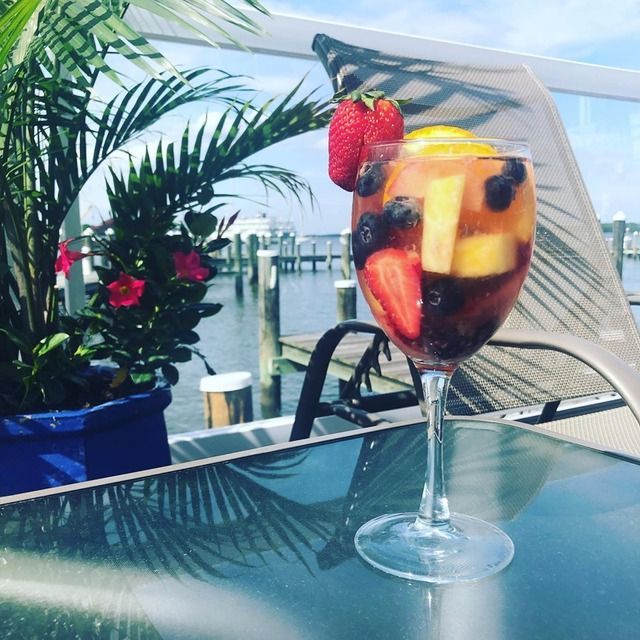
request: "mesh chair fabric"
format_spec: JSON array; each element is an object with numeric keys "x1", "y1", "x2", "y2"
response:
[{"x1": 313, "y1": 34, "x2": 640, "y2": 415}]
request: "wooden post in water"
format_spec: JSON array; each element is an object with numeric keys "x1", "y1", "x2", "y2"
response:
[
  {"x1": 612, "y1": 211, "x2": 626, "y2": 277},
  {"x1": 295, "y1": 241, "x2": 302, "y2": 272},
  {"x1": 226, "y1": 245, "x2": 233, "y2": 272},
  {"x1": 278, "y1": 233, "x2": 285, "y2": 271},
  {"x1": 289, "y1": 233, "x2": 296, "y2": 257},
  {"x1": 340, "y1": 229, "x2": 351, "y2": 279},
  {"x1": 247, "y1": 233, "x2": 259, "y2": 286},
  {"x1": 200, "y1": 372, "x2": 253, "y2": 428},
  {"x1": 258, "y1": 250, "x2": 281, "y2": 418},
  {"x1": 233, "y1": 232, "x2": 243, "y2": 295},
  {"x1": 326, "y1": 241, "x2": 333, "y2": 270},
  {"x1": 335, "y1": 279, "x2": 357, "y2": 321},
  {"x1": 311, "y1": 241, "x2": 317, "y2": 272}
]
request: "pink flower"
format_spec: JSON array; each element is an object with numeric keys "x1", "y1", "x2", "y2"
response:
[
  {"x1": 106, "y1": 273, "x2": 146, "y2": 308},
  {"x1": 173, "y1": 251, "x2": 210, "y2": 282},
  {"x1": 55, "y1": 240, "x2": 85, "y2": 278}
]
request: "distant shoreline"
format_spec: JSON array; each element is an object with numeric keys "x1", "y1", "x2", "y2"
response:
[{"x1": 601, "y1": 222, "x2": 640, "y2": 233}]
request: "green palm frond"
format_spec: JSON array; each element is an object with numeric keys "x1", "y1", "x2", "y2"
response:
[
  {"x1": 105, "y1": 80, "x2": 332, "y2": 219},
  {"x1": 88, "y1": 69, "x2": 249, "y2": 175},
  {"x1": 0, "y1": 0, "x2": 269, "y2": 79}
]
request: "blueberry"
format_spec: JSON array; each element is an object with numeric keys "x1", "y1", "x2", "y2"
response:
[
  {"x1": 352, "y1": 212, "x2": 386, "y2": 270},
  {"x1": 356, "y1": 162, "x2": 385, "y2": 197},
  {"x1": 422, "y1": 277, "x2": 465, "y2": 316},
  {"x1": 502, "y1": 159, "x2": 527, "y2": 185},
  {"x1": 383, "y1": 196, "x2": 421, "y2": 229},
  {"x1": 485, "y1": 175, "x2": 516, "y2": 212}
]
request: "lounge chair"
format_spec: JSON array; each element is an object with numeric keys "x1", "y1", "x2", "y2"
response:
[{"x1": 291, "y1": 34, "x2": 640, "y2": 457}]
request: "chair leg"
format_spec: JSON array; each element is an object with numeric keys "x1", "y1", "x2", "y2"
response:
[
  {"x1": 538, "y1": 399, "x2": 561, "y2": 423},
  {"x1": 289, "y1": 321, "x2": 388, "y2": 441}
]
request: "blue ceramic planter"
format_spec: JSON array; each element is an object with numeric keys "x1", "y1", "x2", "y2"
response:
[{"x1": 0, "y1": 386, "x2": 172, "y2": 496}]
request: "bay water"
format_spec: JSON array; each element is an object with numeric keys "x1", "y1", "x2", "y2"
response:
[{"x1": 164, "y1": 235, "x2": 640, "y2": 435}]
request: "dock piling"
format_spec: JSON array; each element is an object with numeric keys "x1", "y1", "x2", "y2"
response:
[
  {"x1": 278, "y1": 234, "x2": 285, "y2": 271},
  {"x1": 340, "y1": 229, "x2": 351, "y2": 279},
  {"x1": 612, "y1": 211, "x2": 626, "y2": 276},
  {"x1": 335, "y1": 279, "x2": 357, "y2": 321},
  {"x1": 247, "y1": 233, "x2": 259, "y2": 285},
  {"x1": 295, "y1": 242, "x2": 302, "y2": 272},
  {"x1": 200, "y1": 372, "x2": 253, "y2": 428},
  {"x1": 226, "y1": 245, "x2": 233, "y2": 271},
  {"x1": 233, "y1": 232, "x2": 243, "y2": 295},
  {"x1": 258, "y1": 250, "x2": 281, "y2": 418}
]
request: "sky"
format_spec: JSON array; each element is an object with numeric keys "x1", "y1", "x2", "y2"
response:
[{"x1": 81, "y1": 0, "x2": 640, "y2": 235}]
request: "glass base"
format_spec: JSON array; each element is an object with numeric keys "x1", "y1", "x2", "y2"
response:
[{"x1": 354, "y1": 512, "x2": 514, "y2": 584}]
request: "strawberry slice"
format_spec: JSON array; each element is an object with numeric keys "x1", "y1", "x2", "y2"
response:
[{"x1": 364, "y1": 248, "x2": 422, "y2": 339}]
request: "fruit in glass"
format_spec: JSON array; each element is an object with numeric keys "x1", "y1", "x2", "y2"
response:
[{"x1": 351, "y1": 136, "x2": 535, "y2": 583}]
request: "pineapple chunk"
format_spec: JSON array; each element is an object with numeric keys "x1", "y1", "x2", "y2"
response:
[
  {"x1": 422, "y1": 174, "x2": 466, "y2": 274},
  {"x1": 451, "y1": 233, "x2": 517, "y2": 278}
]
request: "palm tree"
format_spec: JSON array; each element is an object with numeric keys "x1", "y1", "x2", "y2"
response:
[{"x1": 0, "y1": 0, "x2": 330, "y2": 412}]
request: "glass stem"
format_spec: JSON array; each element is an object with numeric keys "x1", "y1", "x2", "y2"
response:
[{"x1": 415, "y1": 368, "x2": 454, "y2": 528}]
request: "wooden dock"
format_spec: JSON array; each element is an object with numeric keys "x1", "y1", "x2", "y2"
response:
[{"x1": 278, "y1": 331, "x2": 414, "y2": 393}]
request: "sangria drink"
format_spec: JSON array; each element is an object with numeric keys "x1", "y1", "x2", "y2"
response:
[
  {"x1": 352, "y1": 140, "x2": 535, "y2": 367},
  {"x1": 351, "y1": 135, "x2": 536, "y2": 583}
]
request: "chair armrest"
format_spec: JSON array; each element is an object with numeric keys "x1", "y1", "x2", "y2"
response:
[
  {"x1": 626, "y1": 292, "x2": 640, "y2": 306},
  {"x1": 489, "y1": 328, "x2": 640, "y2": 426}
]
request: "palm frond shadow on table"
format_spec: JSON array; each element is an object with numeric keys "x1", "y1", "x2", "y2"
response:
[{"x1": 0, "y1": 449, "x2": 337, "y2": 637}]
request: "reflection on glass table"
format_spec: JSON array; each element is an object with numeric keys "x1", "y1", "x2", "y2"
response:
[{"x1": 0, "y1": 417, "x2": 638, "y2": 639}]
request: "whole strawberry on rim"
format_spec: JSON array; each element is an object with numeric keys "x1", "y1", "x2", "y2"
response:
[{"x1": 328, "y1": 90, "x2": 406, "y2": 191}]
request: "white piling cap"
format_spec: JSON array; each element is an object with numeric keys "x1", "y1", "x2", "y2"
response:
[
  {"x1": 613, "y1": 210, "x2": 626, "y2": 221},
  {"x1": 334, "y1": 279, "x2": 356, "y2": 288},
  {"x1": 200, "y1": 371, "x2": 252, "y2": 393}
]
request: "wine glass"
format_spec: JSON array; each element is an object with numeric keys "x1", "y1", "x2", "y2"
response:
[{"x1": 351, "y1": 137, "x2": 536, "y2": 583}]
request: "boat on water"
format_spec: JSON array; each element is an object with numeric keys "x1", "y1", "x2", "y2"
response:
[{"x1": 227, "y1": 212, "x2": 296, "y2": 241}]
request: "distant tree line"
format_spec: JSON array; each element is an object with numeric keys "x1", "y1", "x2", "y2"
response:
[{"x1": 601, "y1": 222, "x2": 640, "y2": 233}]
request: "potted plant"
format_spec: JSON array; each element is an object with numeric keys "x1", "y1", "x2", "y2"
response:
[{"x1": 0, "y1": 0, "x2": 330, "y2": 494}]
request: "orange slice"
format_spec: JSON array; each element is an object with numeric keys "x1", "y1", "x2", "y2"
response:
[
  {"x1": 405, "y1": 125, "x2": 475, "y2": 139},
  {"x1": 404, "y1": 125, "x2": 496, "y2": 156}
]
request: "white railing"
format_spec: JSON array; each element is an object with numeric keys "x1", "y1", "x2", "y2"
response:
[
  {"x1": 127, "y1": 7, "x2": 640, "y2": 102},
  {"x1": 65, "y1": 7, "x2": 640, "y2": 303}
]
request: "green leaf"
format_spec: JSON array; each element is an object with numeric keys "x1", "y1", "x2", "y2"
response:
[
  {"x1": 186, "y1": 211, "x2": 218, "y2": 238},
  {"x1": 205, "y1": 237, "x2": 231, "y2": 252},
  {"x1": 1, "y1": 0, "x2": 270, "y2": 82},
  {"x1": 33, "y1": 332, "x2": 69, "y2": 357},
  {"x1": 177, "y1": 330, "x2": 200, "y2": 345},
  {"x1": 192, "y1": 302, "x2": 223, "y2": 317},
  {"x1": 181, "y1": 281, "x2": 208, "y2": 304},
  {"x1": 161, "y1": 364, "x2": 179, "y2": 385},
  {"x1": 171, "y1": 347, "x2": 192, "y2": 363},
  {"x1": 130, "y1": 371, "x2": 156, "y2": 386}
]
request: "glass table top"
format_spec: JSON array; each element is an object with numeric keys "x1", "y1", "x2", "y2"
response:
[{"x1": 0, "y1": 417, "x2": 638, "y2": 639}]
